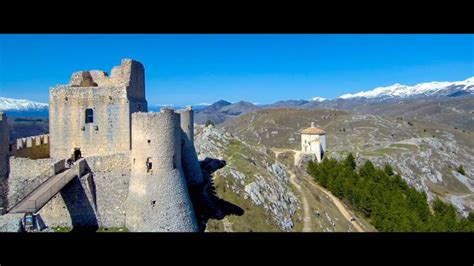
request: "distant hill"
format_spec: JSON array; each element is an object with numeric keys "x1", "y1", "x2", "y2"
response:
[
  {"x1": 260, "y1": 77, "x2": 474, "y2": 131},
  {"x1": 298, "y1": 96, "x2": 474, "y2": 131},
  {"x1": 198, "y1": 100, "x2": 232, "y2": 113},
  {"x1": 7, "y1": 116, "x2": 49, "y2": 141},
  {"x1": 262, "y1": 100, "x2": 310, "y2": 108},
  {"x1": 148, "y1": 104, "x2": 210, "y2": 112},
  {"x1": 195, "y1": 100, "x2": 259, "y2": 125}
]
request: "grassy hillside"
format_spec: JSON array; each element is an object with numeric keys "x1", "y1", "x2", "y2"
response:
[
  {"x1": 221, "y1": 108, "x2": 474, "y2": 217},
  {"x1": 195, "y1": 124, "x2": 369, "y2": 232}
]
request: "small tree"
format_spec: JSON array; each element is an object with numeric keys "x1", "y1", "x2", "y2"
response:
[
  {"x1": 344, "y1": 153, "x2": 357, "y2": 170},
  {"x1": 457, "y1": 165, "x2": 466, "y2": 175},
  {"x1": 205, "y1": 120, "x2": 215, "y2": 127},
  {"x1": 384, "y1": 164, "x2": 394, "y2": 176}
]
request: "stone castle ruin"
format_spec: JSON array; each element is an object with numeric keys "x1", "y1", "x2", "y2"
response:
[
  {"x1": 0, "y1": 59, "x2": 203, "y2": 232},
  {"x1": 49, "y1": 59, "x2": 147, "y2": 159}
]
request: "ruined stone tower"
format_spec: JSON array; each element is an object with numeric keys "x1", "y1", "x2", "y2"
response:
[
  {"x1": 49, "y1": 59, "x2": 148, "y2": 159},
  {"x1": 0, "y1": 112, "x2": 9, "y2": 214},
  {"x1": 177, "y1": 107, "x2": 204, "y2": 186},
  {"x1": 126, "y1": 109, "x2": 199, "y2": 232}
]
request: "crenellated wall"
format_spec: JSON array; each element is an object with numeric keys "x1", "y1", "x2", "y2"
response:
[
  {"x1": 13, "y1": 134, "x2": 50, "y2": 159},
  {"x1": 126, "y1": 109, "x2": 198, "y2": 232}
]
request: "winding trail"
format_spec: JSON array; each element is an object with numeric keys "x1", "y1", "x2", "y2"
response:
[
  {"x1": 287, "y1": 169, "x2": 312, "y2": 232},
  {"x1": 272, "y1": 148, "x2": 365, "y2": 232},
  {"x1": 303, "y1": 175, "x2": 364, "y2": 232}
]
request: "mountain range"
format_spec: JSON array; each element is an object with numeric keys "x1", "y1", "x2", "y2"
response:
[
  {"x1": 195, "y1": 77, "x2": 474, "y2": 130},
  {"x1": 2, "y1": 77, "x2": 473, "y2": 129}
]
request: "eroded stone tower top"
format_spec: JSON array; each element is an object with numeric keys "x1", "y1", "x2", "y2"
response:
[{"x1": 55, "y1": 58, "x2": 145, "y2": 99}]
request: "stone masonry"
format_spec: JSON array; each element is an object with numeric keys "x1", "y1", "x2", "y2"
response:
[
  {"x1": 126, "y1": 110, "x2": 199, "y2": 232},
  {"x1": 49, "y1": 59, "x2": 148, "y2": 159},
  {"x1": 0, "y1": 59, "x2": 203, "y2": 232},
  {"x1": 0, "y1": 113, "x2": 9, "y2": 214},
  {"x1": 177, "y1": 107, "x2": 204, "y2": 186}
]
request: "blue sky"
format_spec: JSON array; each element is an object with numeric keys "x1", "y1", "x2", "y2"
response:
[{"x1": 0, "y1": 34, "x2": 473, "y2": 105}]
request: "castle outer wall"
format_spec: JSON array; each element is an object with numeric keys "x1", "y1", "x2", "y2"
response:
[
  {"x1": 0, "y1": 113, "x2": 10, "y2": 214},
  {"x1": 126, "y1": 110, "x2": 198, "y2": 232},
  {"x1": 177, "y1": 107, "x2": 204, "y2": 186}
]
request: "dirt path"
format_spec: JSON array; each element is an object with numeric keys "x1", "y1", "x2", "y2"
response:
[
  {"x1": 272, "y1": 148, "x2": 311, "y2": 231},
  {"x1": 303, "y1": 175, "x2": 365, "y2": 232},
  {"x1": 287, "y1": 170, "x2": 312, "y2": 232},
  {"x1": 272, "y1": 148, "x2": 303, "y2": 166},
  {"x1": 272, "y1": 148, "x2": 365, "y2": 232}
]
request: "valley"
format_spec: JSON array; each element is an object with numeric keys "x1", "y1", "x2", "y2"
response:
[{"x1": 223, "y1": 108, "x2": 474, "y2": 217}]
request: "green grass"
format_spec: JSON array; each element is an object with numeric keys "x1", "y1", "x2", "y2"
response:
[
  {"x1": 362, "y1": 147, "x2": 405, "y2": 157},
  {"x1": 390, "y1": 143, "x2": 418, "y2": 151},
  {"x1": 276, "y1": 151, "x2": 295, "y2": 169}
]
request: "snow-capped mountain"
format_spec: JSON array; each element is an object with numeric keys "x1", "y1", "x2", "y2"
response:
[
  {"x1": 0, "y1": 97, "x2": 48, "y2": 111},
  {"x1": 339, "y1": 77, "x2": 474, "y2": 99},
  {"x1": 310, "y1": 97, "x2": 328, "y2": 102}
]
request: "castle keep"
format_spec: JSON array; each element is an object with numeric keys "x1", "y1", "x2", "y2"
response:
[
  {"x1": 0, "y1": 59, "x2": 203, "y2": 232},
  {"x1": 49, "y1": 59, "x2": 148, "y2": 159}
]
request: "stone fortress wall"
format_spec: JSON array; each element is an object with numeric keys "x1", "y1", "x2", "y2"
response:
[
  {"x1": 12, "y1": 134, "x2": 50, "y2": 159},
  {"x1": 49, "y1": 59, "x2": 148, "y2": 160},
  {"x1": 177, "y1": 107, "x2": 204, "y2": 186},
  {"x1": 0, "y1": 113, "x2": 9, "y2": 214},
  {"x1": 7, "y1": 157, "x2": 53, "y2": 209},
  {"x1": 38, "y1": 154, "x2": 130, "y2": 229},
  {"x1": 126, "y1": 109, "x2": 198, "y2": 232},
  {"x1": 0, "y1": 59, "x2": 204, "y2": 232}
]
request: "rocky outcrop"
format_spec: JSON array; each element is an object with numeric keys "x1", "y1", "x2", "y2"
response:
[{"x1": 194, "y1": 125, "x2": 300, "y2": 231}]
